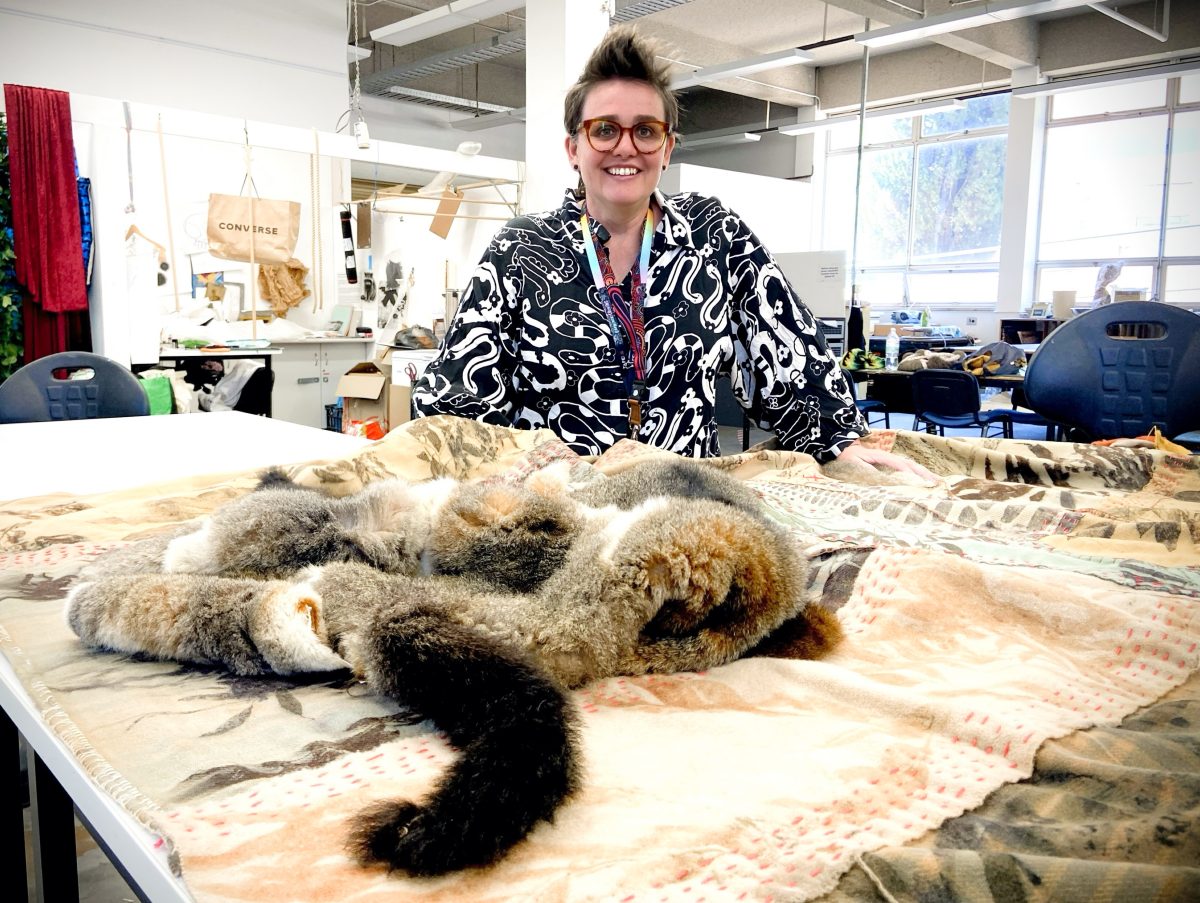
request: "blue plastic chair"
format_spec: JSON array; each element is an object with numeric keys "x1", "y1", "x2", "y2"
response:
[
  {"x1": 0, "y1": 352, "x2": 150, "y2": 423},
  {"x1": 1023, "y1": 302, "x2": 1200, "y2": 443},
  {"x1": 910, "y1": 368, "x2": 1010, "y2": 437}
]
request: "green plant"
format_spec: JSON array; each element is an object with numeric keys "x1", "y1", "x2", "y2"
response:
[{"x1": 0, "y1": 114, "x2": 23, "y2": 380}]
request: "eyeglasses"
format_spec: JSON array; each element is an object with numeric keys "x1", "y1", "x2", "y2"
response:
[{"x1": 578, "y1": 118, "x2": 671, "y2": 153}]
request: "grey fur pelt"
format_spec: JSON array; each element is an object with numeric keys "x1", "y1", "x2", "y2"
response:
[{"x1": 66, "y1": 459, "x2": 841, "y2": 876}]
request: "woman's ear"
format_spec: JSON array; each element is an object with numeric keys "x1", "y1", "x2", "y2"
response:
[
  {"x1": 660, "y1": 133, "x2": 676, "y2": 172},
  {"x1": 564, "y1": 133, "x2": 579, "y2": 170}
]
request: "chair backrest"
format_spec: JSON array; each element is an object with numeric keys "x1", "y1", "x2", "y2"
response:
[
  {"x1": 232, "y1": 365, "x2": 275, "y2": 416},
  {"x1": 1023, "y1": 302, "x2": 1200, "y2": 440},
  {"x1": 0, "y1": 351, "x2": 150, "y2": 423},
  {"x1": 910, "y1": 368, "x2": 982, "y2": 418}
]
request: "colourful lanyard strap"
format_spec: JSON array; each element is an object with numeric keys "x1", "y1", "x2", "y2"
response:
[{"x1": 580, "y1": 208, "x2": 653, "y2": 387}]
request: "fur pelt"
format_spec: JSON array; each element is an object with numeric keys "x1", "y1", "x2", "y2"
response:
[{"x1": 66, "y1": 459, "x2": 840, "y2": 876}]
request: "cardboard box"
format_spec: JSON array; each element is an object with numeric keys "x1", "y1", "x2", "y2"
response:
[
  {"x1": 337, "y1": 361, "x2": 389, "y2": 431},
  {"x1": 389, "y1": 385, "x2": 412, "y2": 429},
  {"x1": 872, "y1": 324, "x2": 923, "y2": 337},
  {"x1": 384, "y1": 348, "x2": 437, "y2": 427}
]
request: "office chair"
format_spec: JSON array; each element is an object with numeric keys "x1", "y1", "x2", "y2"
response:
[
  {"x1": 1023, "y1": 302, "x2": 1200, "y2": 443},
  {"x1": 910, "y1": 368, "x2": 1010, "y2": 437},
  {"x1": 990, "y1": 385, "x2": 1059, "y2": 440},
  {"x1": 232, "y1": 366, "x2": 275, "y2": 417},
  {"x1": 841, "y1": 368, "x2": 889, "y2": 429},
  {"x1": 0, "y1": 351, "x2": 150, "y2": 423}
]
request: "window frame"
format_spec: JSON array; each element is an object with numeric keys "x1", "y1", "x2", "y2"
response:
[
  {"x1": 1033, "y1": 76, "x2": 1200, "y2": 306},
  {"x1": 821, "y1": 95, "x2": 1010, "y2": 312}
]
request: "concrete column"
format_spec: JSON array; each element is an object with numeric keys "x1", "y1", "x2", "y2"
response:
[
  {"x1": 523, "y1": 0, "x2": 610, "y2": 214},
  {"x1": 996, "y1": 65, "x2": 1047, "y2": 314}
]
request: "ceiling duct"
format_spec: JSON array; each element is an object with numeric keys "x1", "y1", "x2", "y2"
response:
[
  {"x1": 367, "y1": 0, "x2": 697, "y2": 112},
  {"x1": 612, "y1": 0, "x2": 697, "y2": 21},
  {"x1": 362, "y1": 29, "x2": 527, "y2": 95}
]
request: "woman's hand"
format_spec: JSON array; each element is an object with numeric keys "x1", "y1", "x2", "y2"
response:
[{"x1": 835, "y1": 441, "x2": 940, "y2": 486}]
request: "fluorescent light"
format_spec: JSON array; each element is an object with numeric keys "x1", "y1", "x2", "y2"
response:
[
  {"x1": 1012, "y1": 59, "x2": 1200, "y2": 98},
  {"x1": 777, "y1": 98, "x2": 966, "y2": 136},
  {"x1": 670, "y1": 48, "x2": 814, "y2": 90},
  {"x1": 854, "y1": 0, "x2": 1095, "y2": 49},
  {"x1": 451, "y1": 108, "x2": 527, "y2": 131},
  {"x1": 347, "y1": 45, "x2": 371, "y2": 63},
  {"x1": 388, "y1": 86, "x2": 514, "y2": 114},
  {"x1": 680, "y1": 132, "x2": 762, "y2": 149},
  {"x1": 372, "y1": 0, "x2": 523, "y2": 49}
]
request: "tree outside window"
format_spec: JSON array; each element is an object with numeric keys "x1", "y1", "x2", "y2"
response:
[{"x1": 822, "y1": 94, "x2": 1009, "y2": 309}]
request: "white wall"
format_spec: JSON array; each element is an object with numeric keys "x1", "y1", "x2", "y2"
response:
[
  {"x1": 661, "y1": 163, "x2": 812, "y2": 254},
  {"x1": 0, "y1": 1, "x2": 346, "y2": 130}
]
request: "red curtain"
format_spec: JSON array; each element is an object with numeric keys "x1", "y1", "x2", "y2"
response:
[{"x1": 3, "y1": 83, "x2": 90, "y2": 360}]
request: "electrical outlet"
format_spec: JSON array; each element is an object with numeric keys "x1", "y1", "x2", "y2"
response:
[{"x1": 966, "y1": 316, "x2": 978, "y2": 326}]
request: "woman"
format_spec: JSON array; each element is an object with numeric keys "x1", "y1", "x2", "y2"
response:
[{"x1": 413, "y1": 26, "x2": 931, "y2": 480}]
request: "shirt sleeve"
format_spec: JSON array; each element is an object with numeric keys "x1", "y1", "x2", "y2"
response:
[
  {"x1": 410, "y1": 237, "x2": 519, "y2": 427},
  {"x1": 722, "y1": 213, "x2": 868, "y2": 462}
]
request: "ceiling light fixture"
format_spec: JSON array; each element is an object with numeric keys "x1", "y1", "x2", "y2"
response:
[
  {"x1": 387, "y1": 86, "x2": 514, "y2": 114},
  {"x1": 371, "y1": 0, "x2": 524, "y2": 49},
  {"x1": 670, "y1": 48, "x2": 815, "y2": 91},
  {"x1": 854, "y1": 0, "x2": 1097, "y2": 49},
  {"x1": 451, "y1": 107, "x2": 528, "y2": 131},
  {"x1": 679, "y1": 132, "x2": 762, "y2": 149},
  {"x1": 1011, "y1": 58, "x2": 1200, "y2": 98},
  {"x1": 777, "y1": 98, "x2": 966, "y2": 136}
]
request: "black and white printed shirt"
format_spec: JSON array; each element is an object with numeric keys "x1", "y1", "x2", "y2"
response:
[{"x1": 411, "y1": 190, "x2": 867, "y2": 460}]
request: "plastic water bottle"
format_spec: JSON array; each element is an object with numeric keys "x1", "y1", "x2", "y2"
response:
[{"x1": 885, "y1": 328, "x2": 900, "y2": 371}]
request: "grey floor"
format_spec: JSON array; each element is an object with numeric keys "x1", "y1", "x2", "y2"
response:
[
  {"x1": 25, "y1": 412, "x2": 1047, "y2": 901},
  {"x1": 717, "y1": 409, "x2": 1055, "y2": 455},
  {"x1": 23, "y1": 807, "x2": 138, "y2": 902}
]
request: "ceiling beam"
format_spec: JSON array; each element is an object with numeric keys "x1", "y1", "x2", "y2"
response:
[
  {"x1": 829, "y1": 0, "x2": 1039, "y2": 68},
  {"x1": 370, "y1": 0, "x2": 525, "y2": 49},
  {"x1": 360, "y1": 29, "x2": 526, "y2": 96}
]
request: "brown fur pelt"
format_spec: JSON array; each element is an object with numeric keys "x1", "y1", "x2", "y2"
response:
[{"x1": 66, "y1": 458, "x2": 839, "y2": 876}]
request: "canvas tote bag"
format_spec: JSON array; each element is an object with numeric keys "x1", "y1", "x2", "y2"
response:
[{"x1": 207, "y1": 178, "x2": 300, "y2": 265}]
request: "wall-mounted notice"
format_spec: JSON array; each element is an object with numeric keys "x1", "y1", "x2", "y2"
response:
[{"x1": 774, "y1": 250, "x2": 847, "y2": 318}]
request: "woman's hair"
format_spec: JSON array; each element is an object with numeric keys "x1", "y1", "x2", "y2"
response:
[{"x1": 563, "y1": 25, "x2": 680, "y2": 136}]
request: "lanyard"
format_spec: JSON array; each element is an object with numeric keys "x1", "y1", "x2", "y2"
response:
[{"x1": 580, "y1": 208, "x2": 654, "y2": 436}]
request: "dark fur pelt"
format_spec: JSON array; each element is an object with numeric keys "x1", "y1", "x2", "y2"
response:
[
  {"x1": 68, "y1": 458, "x2": 840, "y2": 878},
  {"x1": 347, "y1": 602, "x2": 579, "y2": 874}
]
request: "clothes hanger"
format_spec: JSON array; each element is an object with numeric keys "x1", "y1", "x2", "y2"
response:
[{"x1": 125, "y1": 224, "x2": 169, "y2": 265}]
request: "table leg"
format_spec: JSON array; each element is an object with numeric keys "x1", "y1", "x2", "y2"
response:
[
  {"x1": 29, "y1": 750, "x2": 79, "y2": 903},
  {"x1": 2, "y1": 709, "x2": 29, "y2": 897},
  {"x1": 261, "y1": 354, "x2": 274, "y2": 418}
]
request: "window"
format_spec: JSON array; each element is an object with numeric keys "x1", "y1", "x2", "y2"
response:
[
  {"x1": 821, "y1": 94, "x2": 1009, "y2": 308},
  {"x1": 1039, "y1": 117, "x2": 1168, "y2": 259},
  {"x1": 1035, "y1": 76, "x2": 1199, "y2": 306},
  {"x1": 1165, "y1": 110, "x2": 1199, "y2": 257}
]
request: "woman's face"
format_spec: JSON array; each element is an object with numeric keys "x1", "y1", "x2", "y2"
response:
[{"x1": 566, "y1": 78, "x2": 675, "y2": 217}]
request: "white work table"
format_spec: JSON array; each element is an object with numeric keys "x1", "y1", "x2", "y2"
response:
[
  {"x1": 1, "y1": 412, "x2": 371, "y2": 901},
  {"x1": 0, "y1": 411, "x2": 371, "y2": 501}
]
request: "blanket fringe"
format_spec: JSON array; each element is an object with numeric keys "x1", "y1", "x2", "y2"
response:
[
  {"x1": 0, "y1": 625, "x2": 182, "y2": 877},
  {"x1": 854, "y1": 851, "x2": 902, "y2": 903}
]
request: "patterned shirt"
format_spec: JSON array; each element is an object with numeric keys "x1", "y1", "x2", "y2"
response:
[{"x1": 411, "y1": 190, "x2": 867, "y2": 460}]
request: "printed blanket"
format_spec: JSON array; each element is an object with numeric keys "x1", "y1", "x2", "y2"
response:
[{"x1": 1, "y1": 415, "x2": 1197, "y2": 902}]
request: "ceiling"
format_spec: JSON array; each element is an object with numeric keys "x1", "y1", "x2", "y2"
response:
[{"x1": 346, "y1": 0, "x2": 1143, "y2": 139}]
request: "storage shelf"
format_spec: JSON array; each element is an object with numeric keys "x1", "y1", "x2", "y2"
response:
[{"x1": 999, "y1": 318, "x2": 1062, "y2": 345}]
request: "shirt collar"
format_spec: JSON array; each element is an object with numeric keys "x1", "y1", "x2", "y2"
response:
[{"x1": 558, "y1": 188, "x2": 697, "y2": 252}]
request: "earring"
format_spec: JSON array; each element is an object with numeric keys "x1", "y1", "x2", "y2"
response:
[{"x1": 573, "y1": 164, "x2": 579, "y2": 171}]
